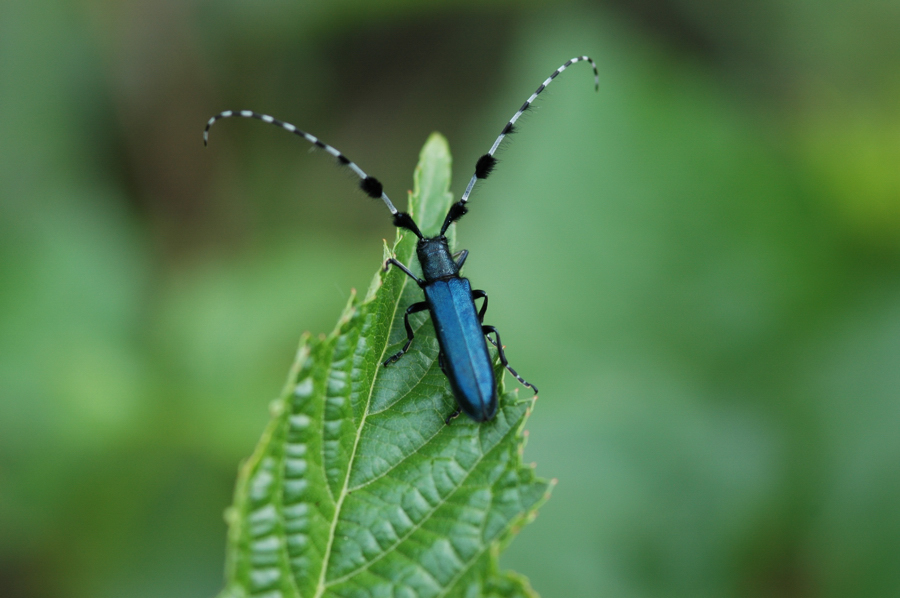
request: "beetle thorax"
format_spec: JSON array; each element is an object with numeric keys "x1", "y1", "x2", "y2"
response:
[{"x1": 417, "y1": 236, "x2": 458, "y2": 282}]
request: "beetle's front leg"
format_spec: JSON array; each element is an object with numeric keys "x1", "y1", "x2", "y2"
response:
[
  {"x1": 452, "y1": 249, "x2": 469, "y2": 270},
  {"x1": 383, "y1": 257, "x2": 424, "y2": 286}
]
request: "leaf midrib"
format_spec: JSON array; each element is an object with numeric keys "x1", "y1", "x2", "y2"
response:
[{"x1": 311, "y1": 267, "x2": 410, "y2": 598}]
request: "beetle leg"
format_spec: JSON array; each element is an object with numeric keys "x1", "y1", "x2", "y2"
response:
[
  {"x1": 444, "y1": 407, "x2": 461, "y2": 425},
  {"x1": 383, "y1": 301, "x2": 429, "y2": 366},
  {"x1": 452, "y1": 249, "x2": 469, "y2": 270},
  {"x1": 481, "y1": 325, "x2": 538, "y2": 394},
  {"x1": 436, "y1": 351, "x2": 462, "y2": 425},
  {"x1": 471, "y1": 289, "x2": 488, "y2": 322},
  {"x1": 383, "y1": 257, "x2": 424, "y2": 286}
]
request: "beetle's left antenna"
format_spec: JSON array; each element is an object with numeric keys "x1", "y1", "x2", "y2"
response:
[
  {"x1": 204, "y1": 110, "x2": 423, "y2": 238},
  {"x1": 440, "y1": 56, "x2": 599, "y2": 235}
]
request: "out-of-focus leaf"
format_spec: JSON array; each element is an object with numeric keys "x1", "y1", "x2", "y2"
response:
[{"x1": 218, "y1": 133, "x2": 549, "y2": 598}]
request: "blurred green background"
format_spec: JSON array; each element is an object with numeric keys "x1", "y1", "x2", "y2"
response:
[{"x1": 2, "y1": 0, "x2": 899, "y2": 597}]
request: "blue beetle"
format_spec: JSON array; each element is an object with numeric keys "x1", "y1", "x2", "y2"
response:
[
  {"x1": 205, "y1": 56, "x2": 598, "y2": 421},
  {"x1": 381, "y1": 221, "x2": 533, "y2": 422}
]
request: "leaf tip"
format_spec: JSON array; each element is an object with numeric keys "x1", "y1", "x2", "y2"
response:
[{"x1": 423, "y1": 130, "x2": 450, "y2": 154}]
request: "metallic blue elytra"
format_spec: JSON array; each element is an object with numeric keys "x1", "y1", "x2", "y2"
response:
[{"x1": 425, "y1": 278, "x2": 497, "y2": 422}]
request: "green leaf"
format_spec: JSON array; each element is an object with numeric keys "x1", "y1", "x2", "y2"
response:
[{"x1": 218, "y1": 133, "x2": 551, "y2": 598}]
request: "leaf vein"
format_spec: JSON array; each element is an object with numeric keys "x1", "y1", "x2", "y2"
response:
[{"x1": 324, "y1": 412, "x2": 520, "y2": 589}]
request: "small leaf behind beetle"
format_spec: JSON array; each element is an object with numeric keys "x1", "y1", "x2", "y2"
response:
[{"x1": 218, "y1": 133, "x2": 551, "y2": 598}]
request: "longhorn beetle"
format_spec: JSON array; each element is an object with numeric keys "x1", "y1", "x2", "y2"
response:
[{"x1": 204, "y1": 56, "x2": 598, "y2": 422}]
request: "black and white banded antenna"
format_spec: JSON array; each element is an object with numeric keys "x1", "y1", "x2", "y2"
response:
[
  {"x1": 203, "y1": 110, "x2": 424, "y2": 238},
  {"x1": 439, "y1": 56, "x2": 598, "y2": 235}
]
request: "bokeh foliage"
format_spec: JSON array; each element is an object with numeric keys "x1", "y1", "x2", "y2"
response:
[{"x1": 1, "y1": 1, "x2": 899, "y2": 597}]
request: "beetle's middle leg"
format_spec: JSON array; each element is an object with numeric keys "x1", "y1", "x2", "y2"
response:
[
  {"x1": 383, "y1": 301, "x2": 429, "y2": 366},
  {"x1": 481, "y1": 325, "x2": 538, "y2": 394},
  {"x1": 471, "y1": 289, "x2": 488, "y2": 322}
]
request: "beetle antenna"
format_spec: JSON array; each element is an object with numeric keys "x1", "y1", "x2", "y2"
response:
[
  {"x1": 204, "y1": 110, "x2": 423, "y2": 238},
  {"x1": 440, "y1": 56, "x2": 598, "y2": 235}
]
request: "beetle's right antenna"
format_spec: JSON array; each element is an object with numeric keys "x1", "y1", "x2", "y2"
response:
[
  {"x1": 204, "y1": 110, "x2": 423, "y2": 239},
  {"x1": 440, "y1": 56, "x2": 599, "y2": 235}
]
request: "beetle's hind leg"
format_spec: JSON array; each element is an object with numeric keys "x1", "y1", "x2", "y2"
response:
[
  {"x1": 383, "y1": 301, "x2": 429, "y2": 366},
  {"x1": 444, "y1": 407, "x2": 462, "y2": 425},
  {"x1": 436, "y1": 351, "x2": 463, "y2": 425},
  {"x1": 481, "y1": 325, "x2": 538, "y2": 394}
]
